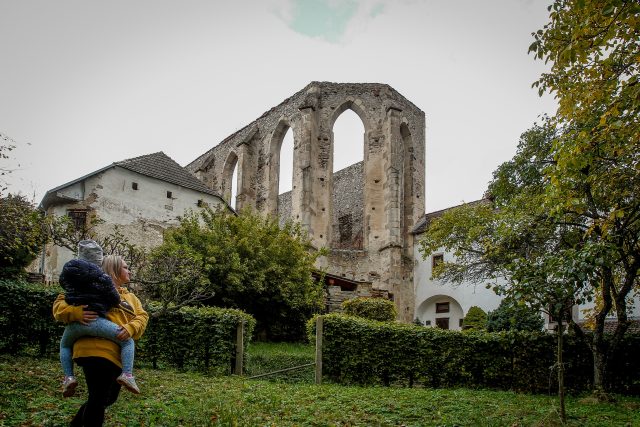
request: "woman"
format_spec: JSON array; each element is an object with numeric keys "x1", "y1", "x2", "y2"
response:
[{"x1": 53, "y1": 254, "x2": 148, "y2": 426}]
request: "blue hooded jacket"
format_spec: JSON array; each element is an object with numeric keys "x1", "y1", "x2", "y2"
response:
[{"x1": 59, "y1": 259, "x2": 121, "y2": 317}]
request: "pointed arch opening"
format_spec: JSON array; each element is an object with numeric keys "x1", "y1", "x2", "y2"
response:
[
  {"x1": 268, "y1": 120, "x2": 294, "y2": 221},
  {"x1": 222, "y1": 151, "x2": 238, "y2": 208},
  {"x1": 331, "y1": 105, "x2": 366, "y2": 249},
  {"x1": 279, "y1": 128, "x2": 294, "y2": 195}
]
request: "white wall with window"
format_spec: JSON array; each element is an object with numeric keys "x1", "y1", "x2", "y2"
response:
[{"x1": 413, "y1": 245, "x2": 502, "y2": 330}]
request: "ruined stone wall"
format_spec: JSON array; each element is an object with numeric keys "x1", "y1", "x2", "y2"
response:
[
  {"x1": 332, "y1": 161, "x2": 364, "y2": 249},
  {"x1": 277, "y1": 191, "x2": 292, "y2": 227},
  {"x1": 187, "y1": 82, "x2": 426, "y2": 322}
]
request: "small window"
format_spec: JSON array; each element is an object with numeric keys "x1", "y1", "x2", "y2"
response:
[
  {"x1": 459, "y1": 319, "x2": 464, "y2": 327},
  {"x1": 166, "y1": 191, "x2": 172, "y2": 199},
  {"x1": 432, "y1": 254, "x2": 444, "y2": 269},
  {"x1": 132, "y1": 182, "x2": 138, "y2": 190},
  {"x1": 436, "y1": 302, "x2": 450, "y2": 313},
  {"x1": 338, "y1": 214, "x2": 353, "y2": 243},
  {"x1": 67, "y1": 210, "x2": 88, "y2": 232}
]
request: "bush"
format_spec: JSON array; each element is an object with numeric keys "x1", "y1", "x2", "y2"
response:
[
  {"x1": 0, "y1": 280, "x2": 64, "y2": 355},
  {"x1": 0, "y1": 195, "x2": 47, "y2": 279},
  {"x1": 462, "y1": 306, "x2": 487, "y2": 330},
  {"x1": 311, "y1": 314, "x2": 640, "y2": 394},
  {"x1": 0, "y1": 280, "x2": 256, "y2": 376},
  {"x1": 342, "y1": 297, "x2": 397, "y2": 322},
  {"x1": 487, "y1": 299, "x2": 544, "y2": 332},
  {"x1": 139, "y1": 305, "x2": 255, "y2": 373},
  {"x1": 151, "y1": 207, "x2": 324, "y2": 342}
]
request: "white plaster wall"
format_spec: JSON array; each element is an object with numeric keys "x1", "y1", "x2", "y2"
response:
[
  {"x1": 413, "y1": 244, "x2": 502, "y2": 329},
  {"x1": 39, "y1": 167, "x2": 225, "y2": 280},
  {"x1": 91, "y1": 167, "x2": 223, "y2": 226}
]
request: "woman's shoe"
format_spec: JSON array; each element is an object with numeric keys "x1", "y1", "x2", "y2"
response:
[{"x1": 62, "y1": 376, "x2": 78, "y2": 398}]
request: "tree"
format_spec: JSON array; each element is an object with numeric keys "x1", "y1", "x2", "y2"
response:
[
  {"x1": 138, "y1": 243, "x2": 209, "y2": 315},
  {"x1": 48, "y1": 215, "x2": 146, "y2": 272},
  {"x1": 0, "y1": 194, "x2": 47, "y2": 278},
  {"x1": 462, "y1": 306, "x2": 487, "y2": 331},
  {"x1": 0, "y1": 132, "x2": 17, "y2": 194},
  {"x1": 486, "y1": 298, "x2": 544, "y2": 332},
  {"x1": 419, "y1": 123, "x2": 593, "y2": 421},
  {"x1": 150, "y1": 207, "x2": 325, "y2": 341},
  {"x1": 529, "y1": 0, "x2": 640, "y2": 395}
]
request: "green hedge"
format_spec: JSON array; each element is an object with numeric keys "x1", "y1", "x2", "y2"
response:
[
  {"x1": 0, "y1": 280, "x2": 255, "y2": 375},
  {"x1": 139, "y1": 305, "x2": 255, "y2": 373},
  {"x1": 311, "y1": 314, "x2": 640, "y2": 394},
  {"x1": 342, "y1": 297, "x2": 397, "y2": 322},
  {"x1": 0, "y1": 280, "x2": 64, "y2": 356}
]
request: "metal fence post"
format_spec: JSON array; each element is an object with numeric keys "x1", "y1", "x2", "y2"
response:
[{"x1": 315, "y1": 316, "x2": 323, "y2": 384}]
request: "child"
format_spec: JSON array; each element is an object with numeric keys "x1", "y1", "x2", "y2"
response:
[{"x1": 58, "y1": 240, "x2": 140, "y2": 397}]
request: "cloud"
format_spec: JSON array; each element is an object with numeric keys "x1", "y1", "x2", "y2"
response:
[{"x1": 273, "y1": 0, "x2": 386, "y2": 43}]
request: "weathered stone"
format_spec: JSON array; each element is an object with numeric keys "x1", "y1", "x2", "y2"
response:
[{"x1": 187, "y1": 82, "x2": 425, "y2": 322}]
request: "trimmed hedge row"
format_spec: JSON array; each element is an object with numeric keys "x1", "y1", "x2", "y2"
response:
[
  {"x1": 0, "y1": 280, "x2": 65, "y2": 356},
  {"x1": 342, "y1": 297, "x2": 397, "y2": 322},
  {"x1": 0, "y1": 280, "x2": 255, "y2": 374},
  {"x1": 139, "y1": 305, "x2": 255, "y2": 373},
  {"x1": 311, "y1": 314, "x2": 640, "y2": 395}
]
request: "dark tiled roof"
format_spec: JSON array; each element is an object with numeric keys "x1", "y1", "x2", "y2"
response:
[
  {"x1": 578, "y1": 318, "x2": 640, "y2": 334},
  {"x1": 116, "y1": 152, "x2": 222, "y2": 198},
  {"x1": 412, "y1": 199, "x2": 490, "y2": 235}
]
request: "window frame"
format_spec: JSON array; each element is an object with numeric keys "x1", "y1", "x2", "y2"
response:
[
  {"x1": 436, "y1": 302, "x2": 450, "y2": 313},
  {"x1": 432, "y1": 253, "x2": 444, "y2": 270}
]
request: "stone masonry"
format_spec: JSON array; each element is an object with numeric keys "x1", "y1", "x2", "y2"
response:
[{"x1": 186, "y1": 82, "x2": 426, "y2": 322}]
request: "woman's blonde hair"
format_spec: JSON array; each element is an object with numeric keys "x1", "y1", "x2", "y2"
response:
[{"x1": 102, "y1": 254, "x2": 126, "y2": 284}]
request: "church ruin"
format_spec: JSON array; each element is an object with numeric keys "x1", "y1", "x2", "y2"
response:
[{"x1": 186, "y1": 82, "x2": 425, "y2": 322}]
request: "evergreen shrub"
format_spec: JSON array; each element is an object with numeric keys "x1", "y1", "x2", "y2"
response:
[
  {"x1": 462, "y1": 306, "x2": 487, "y2": 330},
  {"x1": 311, "y1": 314, "x2": 640, "y2": 394},
  {"x1": 139, "y1": 304, "x2": 255, "y2": 373},
  {"x1": 0, "y1": 280, "x2": 64, "y2": 355},
  {"x1": 0, "y1": 280, "x2": 256, "y2": 375},
  {"x1": 342, "y1": 297, "x2": 397, "y2": 322},
  {"x1": 487, "y1": 299, "x2": 544, "y2": 332}
]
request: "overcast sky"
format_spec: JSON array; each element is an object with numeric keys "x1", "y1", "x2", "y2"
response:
[{"x1": 1, "y1": 0, "x2": 556, "y2": 213}]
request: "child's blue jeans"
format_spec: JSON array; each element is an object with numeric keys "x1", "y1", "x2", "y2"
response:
[{"x1": 60, "y1": 317, "x2": 134, "y2": 377}]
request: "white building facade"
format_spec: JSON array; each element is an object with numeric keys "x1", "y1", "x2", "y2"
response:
[
  {"x1": 412, "y1": 203, "x2": 640, "y2": 331},
  {"x1": 37, "y1": 152, "x2": 229, "y2": 281}
]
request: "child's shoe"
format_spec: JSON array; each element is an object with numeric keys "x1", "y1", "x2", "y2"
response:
[
  {"x1": 116, "y1": 373, "x2": 140, "y2": 394},
  {"x1": 62, "y1": 376, "x2": 78, "y2": 398}
]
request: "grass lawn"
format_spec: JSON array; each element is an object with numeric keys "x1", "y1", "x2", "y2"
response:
[{"x1": 1, "y1": 351, "x2": 639, "y2": 426}]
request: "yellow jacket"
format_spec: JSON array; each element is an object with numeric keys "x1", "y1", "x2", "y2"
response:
[{"x1": 53, "y1": 287, "x2": 149, "y2": 368}]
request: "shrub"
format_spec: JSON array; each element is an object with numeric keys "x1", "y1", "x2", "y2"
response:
[
  {"x1": 139, "y1": 304, "x2": 255, "y2": 373},
  {"x1": 0, "y1": 280, "x2": 64, "y2": 355},
  {"x1": 342, "y1": 297, "x2": 397, "y2": 322},
  {"x1": 150, "y1": 207, "x2": 324, "y2": 341},
  {"x1": 311, "y1": 314, "x2": 640, "y2": 394},
  {"x1": 0, "y1": 280, "x2": 256, "y2": 375},
  {"x1": 0, "y1": 195, "x2": 47, "y2": 279},
  {"x1": 487, "y1": 299, "x2": 544, "y2": 332},
  {"x1": 462, "y1": 306, "x2": 487, "y2": 330}
]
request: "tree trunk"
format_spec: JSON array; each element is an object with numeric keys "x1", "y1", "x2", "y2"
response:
[
  {"x1": 592, "y1": 349, "x2": 607, "y2": 395},
  {"x1": 557, "y1": 315, "x2": 566, "y2": 424}
]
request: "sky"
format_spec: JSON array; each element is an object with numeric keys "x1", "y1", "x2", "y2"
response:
[{"x1": 0, "y1": 0, "x2": 556, "y2": 213}]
